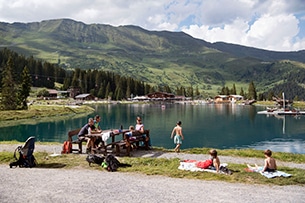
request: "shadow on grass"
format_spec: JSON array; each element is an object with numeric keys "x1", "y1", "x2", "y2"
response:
[{"x1": 36, "y1": 163, "x2": 66, "y2": 168}]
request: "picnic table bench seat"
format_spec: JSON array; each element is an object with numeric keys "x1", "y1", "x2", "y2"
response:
[
  {"x1": 116, "y1": 130, "x2": 150, "y2": 156},
  {"x1": 67, "y1": 128, "x2": 85, "y2": 153},
  {"x1": 92, "y1": 130, "x2": 150, "y2": 156}
]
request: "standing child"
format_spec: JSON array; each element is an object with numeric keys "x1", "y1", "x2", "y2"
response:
[
  {"x1": 262, "y1": 149, "x2": 277, "y2": 172},
  {"x1": 170, "y1": 121, "x2": 184, "y2": 153}
]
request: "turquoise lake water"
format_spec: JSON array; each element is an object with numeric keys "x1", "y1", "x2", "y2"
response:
[{"x1": 1, "y1": 103, "x2": 305, "y2": 154}]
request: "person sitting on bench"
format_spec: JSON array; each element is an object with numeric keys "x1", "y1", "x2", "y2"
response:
[{"x1": 78, "y1": 118, "x2": 101, "y2": 153}]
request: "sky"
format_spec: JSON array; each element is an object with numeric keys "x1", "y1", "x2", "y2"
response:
[{"x1": 0, "y1": 0, "x2": 305, "y2": 52}]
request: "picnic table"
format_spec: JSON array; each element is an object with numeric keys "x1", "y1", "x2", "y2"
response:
[{"x1": 68, "y1": 128, "x2": 150, "y2": 156}]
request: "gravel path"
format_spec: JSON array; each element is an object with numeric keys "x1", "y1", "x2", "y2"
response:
[{"x1": 1, "y1": 144, "x2": 305, "y2": 203}]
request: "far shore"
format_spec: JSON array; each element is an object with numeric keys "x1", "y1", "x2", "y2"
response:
[{"x1": 1, "y1": 98, "x2": 305, "y2": 124}]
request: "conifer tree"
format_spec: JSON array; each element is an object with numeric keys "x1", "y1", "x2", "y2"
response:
[
  {"x1": 1, "y1": 56, "x2": 17, "y2": 110},
  {"x1": 18, "y1": 66, "x2": 32, "y2": 109},
  {"x1": 240, "y1": 87, "x2": 245, "y2": 97},
  {"x1": 231, "y1": 84, "x2": 237, "y2": 95},
  {"x1": 195, "y1": 86, "x2": 200, "y2": 98},
  {"x1": 248, "y1": 81, "x2": 257, "y2": 100}
]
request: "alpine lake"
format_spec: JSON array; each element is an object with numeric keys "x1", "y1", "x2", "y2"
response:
[{"x1": 1, "y1": 103, "x2": 305, "y2": 154}]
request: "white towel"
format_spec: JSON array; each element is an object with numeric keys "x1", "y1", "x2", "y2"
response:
[{"x1": 101, "y1": 132, "x2": 111, "y2": 144}]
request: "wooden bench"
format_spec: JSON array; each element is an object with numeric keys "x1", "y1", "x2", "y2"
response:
[
  {"x1": 115, "y1": 130, "x2": 150, "y2": 156},
  {"x1": 67, "y1": 128, "x2": 85, "y2": 153},
  {"x1": 91, "y1": 130, "x2": 150, "y2": 156}
]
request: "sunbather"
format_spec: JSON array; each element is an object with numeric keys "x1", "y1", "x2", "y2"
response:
[
  {"x1": 209, "y1": 149, "x2": 220, "y2": 172},
  {"x1": 246, "y1": 149, "x2": 277, "y2": 172},
  {"x1": 262, "y1": 149, "x2": 277, "y2": 172}
]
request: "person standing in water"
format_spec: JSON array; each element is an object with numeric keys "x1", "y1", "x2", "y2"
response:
[{"x1": 170, "y1": 121, "x2": 184, "y2": 153}]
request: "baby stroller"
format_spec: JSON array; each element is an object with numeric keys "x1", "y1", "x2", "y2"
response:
[{"x1": 9, "y1": 136, "x2": 37, "y2": 168}]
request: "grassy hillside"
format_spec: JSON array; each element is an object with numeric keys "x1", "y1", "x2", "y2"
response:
[{"x1": 1, "y1": 19, "x2": 305, "y2": 97}]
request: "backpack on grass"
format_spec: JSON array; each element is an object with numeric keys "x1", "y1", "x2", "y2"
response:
[
  {"x1": 9, "y1": 136, "x2": 37, "y2": 168},
  {"x1": 61, "y1": 140, "x2": 72, "y2": 154},
  {"x1": 86, "y1": 154, "x2": 105, "y2": 166},
  {"x1": 105, "y1": 154, "x2": 132, "y2": 172}
]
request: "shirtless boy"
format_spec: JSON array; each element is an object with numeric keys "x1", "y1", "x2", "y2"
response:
[
  {"x1": 170, "y1": 121, "x2": 184, "y2": 153},
  {"x1": 262, "y1": 149, "x2": 277, "y2": 172}
]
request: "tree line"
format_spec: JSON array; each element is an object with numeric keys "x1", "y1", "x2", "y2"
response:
[{"x1": 0, "y1": 48, "x2": 198, "y2": 110}]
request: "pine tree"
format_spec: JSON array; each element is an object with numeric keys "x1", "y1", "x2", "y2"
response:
[
  {"x1": 231, "y1": 84, "x2": 237, "y2": 95},
  {"x1": 18, "y1": 66, "x2": 32, "y2": 109},
  {"x1": 195, "y1": 86, "x2": 200, "y2": 98},
  {"x1": 248, "y1": 81, "x2": 257, "y2": 100},
  {"x1": 240, "y1": 87, "x2": 244, "y2": 97},
  {"x1": 1, "y1": 56, "x2": 17, "y2": 110}
]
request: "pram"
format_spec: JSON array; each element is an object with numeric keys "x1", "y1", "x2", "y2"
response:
[{"x1": 9, "y1": 136, "x2": 37, "y2": 168}]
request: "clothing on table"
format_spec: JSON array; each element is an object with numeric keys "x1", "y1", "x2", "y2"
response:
[{"x1": 101, "y1": 132, "x2": 111, "y2": 145}]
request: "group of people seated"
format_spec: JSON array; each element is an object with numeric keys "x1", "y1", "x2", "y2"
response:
[{"x1": 77, "y1": 115, "x2": 150, "y2": 153}]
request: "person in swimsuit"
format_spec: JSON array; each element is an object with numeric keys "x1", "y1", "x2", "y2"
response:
[
  {"x1": 170, "y1": 121, "x2": 184, "y2": 153},
  {"x1": 209, "y1": 149, "x2": 220, "y2": 172},
  {"x1": 262, "y1": 149, "x2": 277, "y2": 172}
]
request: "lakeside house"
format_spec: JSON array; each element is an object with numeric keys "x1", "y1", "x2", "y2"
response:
[
  {"x1": 131, "y1": 92, "x2": 187, "y2": 101},
  {"x1": 75, "y1": 93, "x2": 95, "y2": 100},
  {"x1": 214, "y1": 95, "x2": 244, "y2": 103}
]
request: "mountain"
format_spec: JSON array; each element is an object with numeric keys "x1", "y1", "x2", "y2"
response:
[{"x1": 1, "y1": 18, "x2": 305, "y2": 97}]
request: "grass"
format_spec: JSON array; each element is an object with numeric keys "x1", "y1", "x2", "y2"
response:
[
  {"x1": 0, "y1": 103, "x2": 94, "y2": 121},
  {"x1": 182, "y1": 148, "x2": 305, "y2": 163},
  {"x1": 1, "y1": 145, "x2": 304, "y2": 186}
]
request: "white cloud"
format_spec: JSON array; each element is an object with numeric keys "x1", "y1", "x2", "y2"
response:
[{"x1": 0, "y1": 0, "x2": 304, "y2": 51}]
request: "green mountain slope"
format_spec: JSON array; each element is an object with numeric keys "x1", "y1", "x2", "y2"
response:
[{"x1": 1, "y1": 18, "x2": 305, "y2": 97}]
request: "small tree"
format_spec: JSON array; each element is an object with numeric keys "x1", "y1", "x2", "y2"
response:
[
  {"x1": 18, "y1": 66, "x2": 32, "y2": 109},
  {"x1": 248, "y1": 81, "x2": 257, "y2": 100}
]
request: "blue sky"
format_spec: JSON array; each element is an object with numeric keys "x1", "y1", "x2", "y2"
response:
[{"x1": 0, "y1": 0, "x2": 304, "y2": 51}]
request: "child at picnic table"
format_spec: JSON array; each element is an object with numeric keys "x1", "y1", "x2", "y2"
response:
[{"x1": 124, "y1": 125, "x2": 140, "y2": 149}]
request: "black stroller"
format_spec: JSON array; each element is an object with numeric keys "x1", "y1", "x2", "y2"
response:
[{"x1": 9, "y1": 136, "x2": 37, "y2": 168}]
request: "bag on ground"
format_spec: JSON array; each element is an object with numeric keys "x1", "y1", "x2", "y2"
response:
[
  {"x1": 86, "y1": 154, "x2": 105, "y2": 166},
  {"x1": 105, "y1": 154, "x2": 132, "y2": 172},
  {"x1": 61, "y1": 140, "x2": 72, "y2": 154}
]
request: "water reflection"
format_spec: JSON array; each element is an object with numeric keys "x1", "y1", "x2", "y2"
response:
[
  {"x1": 247, "y1": 138, "x2": 305, "y2": 154},
  {"x1": 0, "y1": 103, "x2": 305, "y2": 154}
]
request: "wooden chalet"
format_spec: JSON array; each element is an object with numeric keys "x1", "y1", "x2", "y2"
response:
[
  {"x1": 214, "y1": 95, "x2": 230, "y2": 103},
  {"x1": 75, "y1": 93, "x2": 95, "y2": 100}
]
